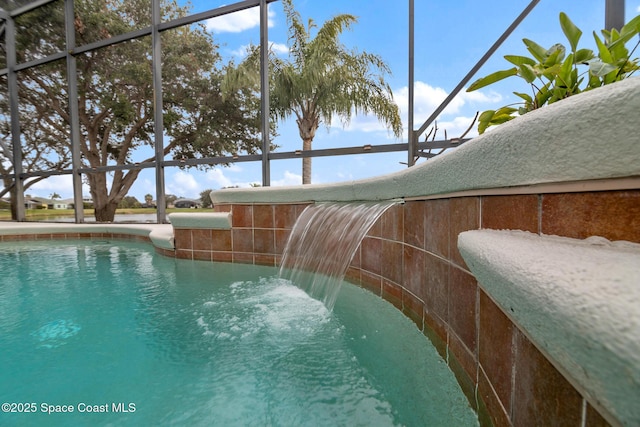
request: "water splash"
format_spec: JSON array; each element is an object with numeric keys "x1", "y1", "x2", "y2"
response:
[{"x1": 279, "y1": 201, "x2": 397, "y2": 310}]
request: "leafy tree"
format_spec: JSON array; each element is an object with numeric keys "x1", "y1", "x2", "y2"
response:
[
  {"x1": 165, "y1": 193, "x2": 178, "y2": 207},
  {"x1": 3, "y1": 0, "x2": 265, "y2": 221},
  {"x1": 225, "y1": 0, "x2": 402, "y2": 184},
  {"x1": 118, "y1": 195, "x2": 142, "y2": 208},
  {"x1": 0, "y1": 61, "x2": 73, "y2": 219},
  {"x1": 199, "y1": 189, "x2": 213, "y2": 208},
  {"x1": 467, "y1": 13, "x2": 640, "y2": 134},
  {"x1": 1, "y1": 3, "x2": 74, "y2": 218}
]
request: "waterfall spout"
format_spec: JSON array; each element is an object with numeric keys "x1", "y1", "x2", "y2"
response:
[{"x1": 279, "y1": 201, "x2": 397, "y2": 310}]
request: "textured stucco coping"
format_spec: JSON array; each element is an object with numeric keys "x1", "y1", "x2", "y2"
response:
[
  {"x1": 458, "y1": 230, "x2": 640, "y2": 427},
  {"x1": 168, "y1": 212, "x2": 232, "y2": 229},
  {"x1": 210, "y1": 77, "x2": 640, "y2": 205},
  {"x1": 0, "y1": 222, "x2": 175, "y2": 250}
]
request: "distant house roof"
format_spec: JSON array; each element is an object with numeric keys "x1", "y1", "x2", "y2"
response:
[
  {"x1": 30, "y1": 197, "x2": 70, "y2": 209},
  {"x1": 174, "y1": 198, "x2": 202, "y2": 208}
]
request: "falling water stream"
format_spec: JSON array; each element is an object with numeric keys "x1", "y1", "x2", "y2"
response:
[{"x1": 279, "y1": 201, "x2": 397, "y2": 310}]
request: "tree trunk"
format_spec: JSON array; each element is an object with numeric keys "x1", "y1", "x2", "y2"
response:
[
  {"x1": 2, "y1": 176, "x2": 19, "y2": 221},
  {"x1": 302, "y1": 137, "x2": 312, "y2": 185},
  {"x1": 88, "y1": 169, "x2": 141, "y2": 222},
  {"x1": 94, "y1": 201, "x2": 119, "y2": 222},
  {"x1": 10, "y1": 190, "x2": 18, "y2": 221},
  {"x1": 296, "y1": 114, "x2": 319, "y2": 185}
]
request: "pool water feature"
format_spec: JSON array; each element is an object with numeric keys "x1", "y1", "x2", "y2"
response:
[
  {"x1": 0, "y1": 241, "x2": 478, "y2": 426},
  {"x1": 280, "y1": 201, "x2": 396, "y2": 310}
]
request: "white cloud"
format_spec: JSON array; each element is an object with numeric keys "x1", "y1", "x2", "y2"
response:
[
  {"x1": 399, "y1": 82, "x2": 499, "y2": 139},
  {"x1": 205, "y1": 168, "x2": 234, "y2": 188},
  {"x1": 270, "y1": 42, "x2": 289, "y2": 55},
  {"x1": 330, "y1": 114, "x2": 395, "y2": 135},
  {"x1": 26, "y1": 175, "x2": 90, "y2": 200},
  {"x1": 206, "y1": 6, "x2": 275, "y2": 33},
  {"x1": 326, "y1": 80, "x2": 500, "y2": 138},
  {"x1": 395, "y1": 81, "x2": 502, "y2": 118},
  {"x1": 203, "y1": 165, "x2": 262, "y2": 189},
  {"x1": 336, "y1": 171, "x2": 353, "y2": 180},
  {"x1": 424, "y1": 115, "x2": 480, "y2": 140},
  {"x1": 230, "y1": 45, "x2": 252, "y2": 57},
  {"x1": 271, "y1": 170, "x2": 301, "y2": 186},
  {"x1": 166, "y1": 170, "x2": 201, "y2": 198},
  {"x1": 231, "y1": 41, "x2": 289, "y2": 58}
]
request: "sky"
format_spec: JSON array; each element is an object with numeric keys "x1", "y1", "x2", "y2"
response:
[{"x1": 27, "y1": 0, "x2": 640, "y2": 202}]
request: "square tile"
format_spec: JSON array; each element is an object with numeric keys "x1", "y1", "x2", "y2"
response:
[
  {"x1": 380, "y1": 203, "x2": 403, "y2": 241},
  {"x1": 403, "y1": 200, "x2": 425, "y2": 249},
  {"x1": 274, "y1": 204, "x2": 299, "y2": 229},
  {"x1": 542, "y1": 191, "x2": 640, "y2": 243},
  {"x1": 585, "y1": 403, "x2": 612, "y2": 427},
  {"x1": 425, "y1": 199, "x2": 450, "y2": 258},
  {"x1": 382, "y1": 279, "x2": 403, "y2": 310},
  {"x1": 402, "y1": 245, "x2": 425, "y2": 298},
  {"x1": 361, "y1": 236, "x2": 382, "y2": 276},
  {"x1": 402, "y1": 290, "x2": 424, "y2": 330},
  {"x1": 479, "y1": 290, "x2": 514, "y2": 412},
  {"x1": 192, "y1": 229, "x2": 212, "y2": 251},
  {"x1": 482, "y1": 194, "x2": 539, "y2": 233},
  {"x1": 192, "y1": 250, "x2": 212, "y2": 262},
  {"x1": 254, "y1": 228, "x2": 275, "y2": 255},
  {"x1": 422, "y1": 312, "x2": 447, "y2": 360},
  {"x1": 173, "y1": 229, "x2": 191, "y2": 250},
  {"x1": 478, "y1": 366, "x2": 512, "y2": 427},
  {"x1": 423, "y1": 253, "x2": 449, "y2": 321},
  {"x1": 447, "y1": 338, "x2": 478, "y2": 410},
  {"x1": 345, "y1": 266, "x2": 361, "y2": 285},
  {"x1": 232, "y1": 229, "x2": 253, "y2": 253},
  {"x1": 212, "y1": 252, "x2": 233, "y2": 263},
  {"x1": 255, "y1": 254, "x2": 276, "y2": 266},
  {"x1": 512, "y1": 329, "x2": 583, "y2": 426},
  {"x1": 211, "y1": 230, "x2": 232, "y2": 252},
  {"x1": 231, "y1": 204, "x2": 253, "y2": 228},
  {"x1": 381, "y1": 240, "x2": 403, "y2": 285},
  {"x1": 175, "y1": 249, "x2": 192, "y2": 260},
  {"x1": 275, "y1": 229, "x2": 291, "y2": 256},
  {"x1": 450, "y1": 197, "x2": 480, "y2": 269},
  {"x1": 232, "y1": 253, "x2": 253, "y2": 264},
  {"x1": 360, "y1": 270, "x2": 382, "y2": 296},
  {"x1": 253, "y1": 204, "x2": 274, "y2": 229},
  {"x1": 448, "y1": 266, "x2": 478, "y2": 354}
]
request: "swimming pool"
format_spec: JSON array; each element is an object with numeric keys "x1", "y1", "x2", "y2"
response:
[{"x1": 0, "y1": 240, "x2": 478, "y2": 426}]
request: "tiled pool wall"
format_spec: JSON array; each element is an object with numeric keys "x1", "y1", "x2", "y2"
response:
[{"x1": 166, "y1": 187, "x2": 639, "y2": 427}]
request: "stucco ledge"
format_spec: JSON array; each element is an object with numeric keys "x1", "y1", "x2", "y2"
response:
[{"x1": 458, "y1": 229, "x2": 640, "y2": 427}]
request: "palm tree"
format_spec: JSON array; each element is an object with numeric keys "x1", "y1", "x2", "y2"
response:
[{"x1": 226, "y1": 0, "x2": 402, "y2": 184}]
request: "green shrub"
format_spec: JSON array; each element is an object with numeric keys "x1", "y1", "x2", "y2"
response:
[{"x1": 467, "y1": 13, "x2": 640, "y2": 133}]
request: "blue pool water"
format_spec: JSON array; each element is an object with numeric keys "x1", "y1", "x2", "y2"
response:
[{"x1": 0, "y1": 240, "x2": 478, "y2": 426}]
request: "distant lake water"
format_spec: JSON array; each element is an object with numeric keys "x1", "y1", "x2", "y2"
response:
[{"x1": 31, "y1": 213, "x2": 166, "y2": 223}]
